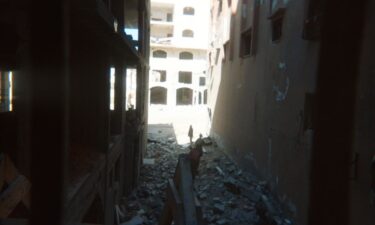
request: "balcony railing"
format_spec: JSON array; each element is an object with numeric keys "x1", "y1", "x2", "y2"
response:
[
  {"x1": 151, "y1": 17, "x2": 173, "y2": 23},
  {"x1": 150, "y1": 37, "x2": 173, "y2": 45}
]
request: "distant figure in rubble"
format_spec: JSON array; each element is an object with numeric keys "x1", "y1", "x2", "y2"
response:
[
  {"x1": 189, "y1": 134, "x2": 204, "y2": 178},
  {"x1": 188, "y1": 125, "x2": 193, "y2": 144}
]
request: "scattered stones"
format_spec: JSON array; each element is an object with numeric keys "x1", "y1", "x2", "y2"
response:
[
  {"x1": 121, "y1": 215, "x2": 143, "y2": 225},
  {"x1": 143, "y1": 158, "x2": 155, "y2": 165},
  {"x1": 224, "y1": 178, "x2": 241, "y2": 195},
  {"x1": 120, "y1": 128, "x2": 293, "y2": 225},
  {"x1": 213, "y1": 203, "x2": 225, "y2": 214},
  {"x1": 216, "y1": 218, "x2": 228, "y2": 225}
]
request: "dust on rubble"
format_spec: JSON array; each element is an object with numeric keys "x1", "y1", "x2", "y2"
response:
[{"x1": 118, "y1": 135, "x2": 293, "y2": 225}]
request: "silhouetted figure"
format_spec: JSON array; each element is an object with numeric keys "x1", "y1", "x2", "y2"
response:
[
  {"x1": 189, "y1": 134, "x2": 204, "y2": 178},
  {"x1": 188, "y1": 125, "x2": 193, "y2": 144}
]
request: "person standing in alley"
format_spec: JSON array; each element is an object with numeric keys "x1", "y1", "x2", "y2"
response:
[
  {"x1": 189, "y1": 134, "x2": 204, "y2": 179},
  {"x1": 188, "y1": 125, "x2": 193, "y2": 144}
]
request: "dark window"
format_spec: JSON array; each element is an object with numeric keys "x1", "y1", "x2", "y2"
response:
[
  {"x1": 167, "y1": 13, "x2": 173, "y2": 22},
  {"x1": 204, "y1": 90, "x2": 207, "y2": 104},
  {"x1": 150, "y1": 87, "x2": 167, "y2": 104},
  {"x1": 303, "y1": 0, "x2": 323, "y2": 40},
  {"x1": 176, "y1": 88, "x2": 193, "y2": 105},
  {"x1": 182, "y1": 29, "x2": 194, "y2": 38},
  {"x1": 215, "y1": 48, "x2": 220, "y2": 65},
  {"x1": 199, "y1": 77, "x2": 206, "y2": 86},
  {"x1": 167, "y1": 33, "x2": 173, "y2": 37},
  {"x1": 303, "y1": 93, "x2": 316, "y2": 130},
  {"x1": 152, "y1": 70, "x2": 167, "y2": 82},
  {"x1": 240, "y1": 28, "x2": 252, "y2": 57},
  {"x1": 223, "y1": 41, "x2": 229, "y2": 62},
  {"x1": 272, "y1": 17, "x2": 283, "y2": 42},
  {"x1": 183, "y1": 7, "x2": 195, "y2": 15},
  {"x1": 179, "y1": 52, "x2": 193, "y2": 60},
  {"x1": 269, "y1": 8, "x2": 285, "y2": 43},
  {"x1": 153, "y1": 50, "x2": 167, "y2": 58},
  {"x1": 178, "y1": 71, "x2": 192, "y2": 84}
]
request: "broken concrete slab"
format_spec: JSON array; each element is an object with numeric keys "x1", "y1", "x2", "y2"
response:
[
  {"x1": 123, "y1": 130, "x2": 293, "y2": 225},
  {"x1": 143, "y1": 158, "x2": 155, "y2": 165}
]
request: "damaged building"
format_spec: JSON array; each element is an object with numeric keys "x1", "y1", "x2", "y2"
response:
[
  {"x1": 0, "y1": 0, "x2": 374, "y2": 224},
  {"x1": 207, "y1": 0, "x2": 375, "y2": 225},
  {"x1": 149, "y1": 0, "x2": 209, "y2": 107},
  {"x1": 0, "y1": 0, "x2": 150, "y2": 224}
]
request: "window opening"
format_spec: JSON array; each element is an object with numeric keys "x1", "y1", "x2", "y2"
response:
[
  {"x1": 176, "y1": 88, "x2": 193, "y2": 105},
  {"x1": 269, "y1": 8, "x2": 285, "y2": 43},
  {"x1": 179, "y1": 52, "x2": 193, "y2": 60},
  {"x1": 303, "y1": 0, "x2": 323, "y2": 40},
  {"x1": 110, "y1": 68, "x2": 115, "y2": 110},
  {"x1": 150, "y1": 87, "x2": 167, "y2": 105},
  {"x1": 182, "y1": 29, "x2": 194, "y2": 38},
  {"x1": 199, "y1": 77, "x2": 206, "y2": 86},
  {"x1": 126, "y1": 68, "x2": 137, "y2": 110},
  {"x1": 178, "y1": 72, "x2": 192, "y2": 84},
  {"x1": 151, "y1": 70, "x2": 167, "y2": 82},
  {"x1": 0, "y1": 71, "x2": 13, "y2": 112},
  {"x1": 153, "y1": 50, "x2": 167, "y2": 58},
  {"x1": 183, "y1": 7, "x2": 195, "y2": 15},
  {"x1": 240, "y1": 28, "x2": 252, "y2": 57},
  {"x1": 167, "y1": 13, "x2": 173, "y2": 22}
]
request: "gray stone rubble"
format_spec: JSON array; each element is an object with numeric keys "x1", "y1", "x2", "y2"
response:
[{"x1": 120, "y1": 135, "x2": 293, "y2": 225}]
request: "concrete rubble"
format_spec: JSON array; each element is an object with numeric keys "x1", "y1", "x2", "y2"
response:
[{"x1": 119, "y1": 135, "x2": 294, "y2": 225}]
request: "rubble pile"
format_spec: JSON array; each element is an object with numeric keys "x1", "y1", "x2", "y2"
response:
[
  {"x1": 195, "y1": 148, "x2": 293, "y2": 225},
  {"x1": 120, "y1": 135, "x2": 293, "y2": 225}
]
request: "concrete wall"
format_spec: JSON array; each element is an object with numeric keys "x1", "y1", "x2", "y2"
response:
[
  {"x1": 209, "y1": 0, "x2": 375, "y2": 224},
  {"x1": 208, "y1": 0, "x2": 319, "y2": 224},
  {"x1": 350, "y1": 1, "x2": 375, "y2": 224}
]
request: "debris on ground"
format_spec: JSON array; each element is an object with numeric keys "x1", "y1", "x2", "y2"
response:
[{"x1": 120, "y1": 133, "x2": 293, "y2": 225}]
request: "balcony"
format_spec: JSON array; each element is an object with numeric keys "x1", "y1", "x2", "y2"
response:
[
  {"x1": 151, "y1": 17, "x2": 174, "y2": 27},
  {"x1": 151, "y1": 36, "x2": 173, "y2": 46}
]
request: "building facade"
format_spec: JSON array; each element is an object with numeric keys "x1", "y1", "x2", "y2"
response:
[
  {"x1": 0, "y1": 0, "x2": 150, "y2": 224},
  {"x1": 149, "y1": 0, "x2": 210, "y2": 107},
  {"x1": 208, "y1": 0, "x2": 375, "y2": 225}
]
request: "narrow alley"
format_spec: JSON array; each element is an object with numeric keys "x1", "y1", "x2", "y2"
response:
[
  {"x1": 0, "y1": 0, "x2": 374, "y2": 225},
  {"x1": 119, "y1": 124, "x2": 292, "y2": 225}
]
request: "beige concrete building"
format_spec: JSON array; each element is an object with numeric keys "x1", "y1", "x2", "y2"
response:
[{"x1": 149, "y1": 0, "x2": 210, "y2": 107}]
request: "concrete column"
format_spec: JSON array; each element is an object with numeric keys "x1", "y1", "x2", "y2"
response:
[
  {"x1": 70, "y1": 42, "x2": 110, "y2": 152},
  {"x1": 168, "y1": 87, "x2": 176, "y2": 107}
]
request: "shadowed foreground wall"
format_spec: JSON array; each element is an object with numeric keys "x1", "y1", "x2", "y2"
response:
[{"x1": 208, "y1": 0, "x2": 375, "y2": 224}]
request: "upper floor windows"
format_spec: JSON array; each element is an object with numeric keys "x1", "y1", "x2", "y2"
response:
[
  {"x1": 183, "y1": 7, "x2": 195, "y2": 15},
  {"x1": 179, "y1": 52, "x2": 193, "y2": 60},
  {"x1": 153, "y1": 50, "x2": 167, "y2": 58},
  {"x1": 182, "y1": 29, "x2": 194, "y2": 38}
]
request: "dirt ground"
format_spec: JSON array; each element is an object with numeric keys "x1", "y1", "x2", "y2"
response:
[{"x1": 147, "y1": 105, "x2": 211, "y2": 144}]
